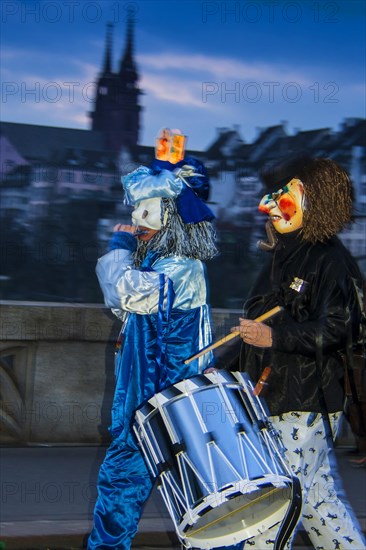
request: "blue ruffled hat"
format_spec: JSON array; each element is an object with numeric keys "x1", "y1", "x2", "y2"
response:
[{"x1": 122, "y1": 157, "x2": 214, "y2": 224}]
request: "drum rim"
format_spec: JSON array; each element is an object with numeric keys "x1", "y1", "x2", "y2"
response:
[{"x1": 160, "y1": 476, "x2": 292, "y2": 546}]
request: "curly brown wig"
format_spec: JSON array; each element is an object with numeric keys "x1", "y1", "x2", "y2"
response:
[{"x1": 296, "y1": 158, "x2": 353, "y2": 243}]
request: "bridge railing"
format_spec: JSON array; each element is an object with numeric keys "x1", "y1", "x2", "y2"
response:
[{"x1": 0, "y1": 301, "x2": 354, "y2": 447}]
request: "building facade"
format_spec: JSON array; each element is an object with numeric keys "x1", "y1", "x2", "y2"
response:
[{"x1": 0, "y1": 19, "x2": 365, "y2": 305}]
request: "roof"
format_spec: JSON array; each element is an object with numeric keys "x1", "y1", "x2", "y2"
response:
[
  {"x1": 252, "y1": 125, "x2": 286, "y2": 146},
  {"x1": 205, "y1": 129, "x2": 244, "y2": 159},
  {"x1": 271, "y1": 128, "x2": 332, "y2": 159},
  {"x1": 0, "y1": 121, "x2": 106, "y2": 162},
  {"x1": 331, "y1": 119, "x2": 366, "y2": 150}
]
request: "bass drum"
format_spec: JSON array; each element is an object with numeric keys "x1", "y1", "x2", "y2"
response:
[{"x1": 134, "y1": 370, "x2": 298, "y2": 548}]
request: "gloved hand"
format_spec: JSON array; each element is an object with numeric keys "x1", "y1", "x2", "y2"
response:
[{"x1": 173, "y1": 164, "x2": 205, "y2": 182}]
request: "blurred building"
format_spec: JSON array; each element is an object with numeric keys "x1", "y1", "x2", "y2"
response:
[
  {"x1": 0, "y1": 18, "x2": 365, "y2": 304},
  {"x1": 204, "y1": 121, "x2": 365, "y2": 265}
]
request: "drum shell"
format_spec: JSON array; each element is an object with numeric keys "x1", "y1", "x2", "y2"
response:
[{"x1": 134, "y1": 371, "x2": 293, "y2": 547}]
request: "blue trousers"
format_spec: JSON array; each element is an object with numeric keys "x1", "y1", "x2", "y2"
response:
[
  {"x1": 87, "y1": 429, "x2": 243, "y2": 550},
  {"x1": 87, "y1": 434, "x2": 153, "y2": 549}
]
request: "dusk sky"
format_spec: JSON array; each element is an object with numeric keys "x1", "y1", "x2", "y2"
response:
[{"x1": 1, "y1": 0, "x2": 365, "y2": 150}]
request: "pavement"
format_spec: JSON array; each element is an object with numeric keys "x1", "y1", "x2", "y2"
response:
[{"x1": 0, "y1": 444, "x2": 365, "y2": 550}]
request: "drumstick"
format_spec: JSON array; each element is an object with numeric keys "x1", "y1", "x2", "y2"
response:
[{"x1": 184, "y1": 305, "x2": 283, "y2": 364}]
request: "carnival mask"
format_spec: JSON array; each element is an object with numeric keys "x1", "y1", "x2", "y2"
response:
[
  {"x1": 258, "y1": 179, "x2": 304, "y2": 233},
  {"x1": 131, "y1": 197, "x2": 162, "y2": 241}
]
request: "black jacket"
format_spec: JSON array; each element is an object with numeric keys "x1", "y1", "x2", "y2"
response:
[{"x1": 224, "y1": 233, "x2": 364, "y2": 415}]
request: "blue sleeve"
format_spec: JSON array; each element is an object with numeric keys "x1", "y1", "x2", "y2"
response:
[{"x1": 108, "y1": 231, "x2": 137, "y2": 252}]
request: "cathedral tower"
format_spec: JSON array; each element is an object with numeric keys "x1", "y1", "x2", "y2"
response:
[{"x1": 90, "y1": 16, "x2": 142, "y2": 152}]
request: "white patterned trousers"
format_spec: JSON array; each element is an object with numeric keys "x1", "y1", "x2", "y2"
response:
[{"x1": 244, "y1": 411, "x2": 366, "y2": 550}]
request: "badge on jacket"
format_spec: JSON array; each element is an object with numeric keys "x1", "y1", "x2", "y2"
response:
[{"x1": 290, "y1": 277, "x2": 308, "y2": 293}]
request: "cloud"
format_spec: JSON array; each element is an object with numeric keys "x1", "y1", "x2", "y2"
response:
[
  {"x1": 137, "y1": 51, "x2": 366, "y2": 114},
  {"x1": 136, "y1": 51, "x2": 318, "y2": 111},
  {"x1": 140, "y1": 73, "x2": 218, "y2": 109},
  {"x1": 1, "y1": 46, "x2": 99, "y2": 81},
  {"x1": 2, "y1": 44, "x2": 363, "y2": 142},
  {"x1": 137, "y1": 52, "x2": 317, "y2": 111},
  {"x1": 1, "y1": 58, "x2": 97, "y2": 130},
  {"x1": 138, "y1": 52, "x2": 313, "y2": 85}
]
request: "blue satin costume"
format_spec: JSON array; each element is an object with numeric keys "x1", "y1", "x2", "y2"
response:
[{"x1": 87, "y1": 234, "x2": 216, "y2": 549}]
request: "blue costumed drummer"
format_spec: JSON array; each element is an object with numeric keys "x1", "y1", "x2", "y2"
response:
[{"x1": 88, "y1": 129, "x2": 224, "y2": 549}]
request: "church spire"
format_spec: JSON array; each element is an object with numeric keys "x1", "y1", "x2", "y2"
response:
[
  {"x1": 119, "y1": 9, "x2": 136, "y2": 73},
  {"x1": 90, "y1": 16, "x2": 142, "y2": 152},
  {"x1": 103, "y1": 23, "x2": 113, "y2": 74}
]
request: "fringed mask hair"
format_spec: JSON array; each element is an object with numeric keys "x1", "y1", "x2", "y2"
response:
[
  {"x1": 122, "y1": 155, "x2": 218, "y2": 266},
  {"x1": 134, "y1": 197, "x2": 218, "y2": 267}
]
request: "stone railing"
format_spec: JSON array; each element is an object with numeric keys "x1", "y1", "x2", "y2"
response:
[
  {"x1": 0, "y1": 302, "x2": 240, "y2": 445},
  {"x1": 0, "y1": 301, "x2": 355, "y2": 446}
]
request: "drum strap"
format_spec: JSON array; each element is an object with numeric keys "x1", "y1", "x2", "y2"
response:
[
  {"x1": 274, "y1": 475, "x2": 302, "y2": 550},
  {"x1": 344, "y1": 325, "x2": 366, "y2": 437},
  {"x1": 314, "y1": 332, "x2": 334, "y2": 445}
]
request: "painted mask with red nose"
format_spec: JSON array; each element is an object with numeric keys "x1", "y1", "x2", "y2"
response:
[{"x1": 258, "y1": 178, "x2": 304, "y2": 234}]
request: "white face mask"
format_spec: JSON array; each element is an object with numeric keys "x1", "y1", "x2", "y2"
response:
[{"x1": 131, "y1": 197, "x2": 162, "y2": 230}]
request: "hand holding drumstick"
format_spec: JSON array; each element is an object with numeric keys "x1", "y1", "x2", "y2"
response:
[
  {"x1": 185, "y1": 306, "x2": 282, "y2": 365},
  {"x1": 234, "y1": 316, "x2": 273, "y2": 348}
]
